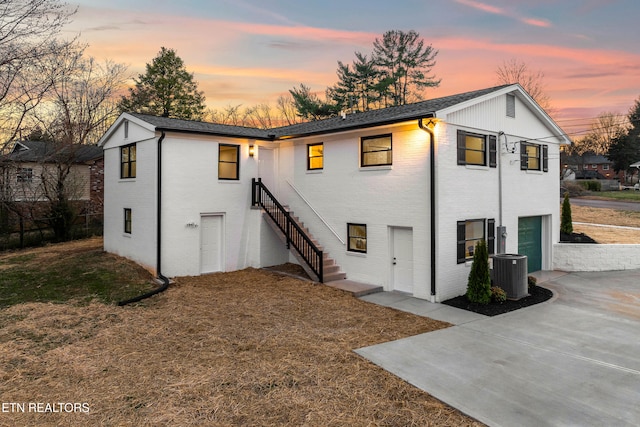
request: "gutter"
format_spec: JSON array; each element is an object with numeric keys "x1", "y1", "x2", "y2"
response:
[
  {"x1": 418, "y1": 117, "x2": 437, "y2": 300},
  {"x1": 118, "y1": 131, "x2": 170, "y2": 306}
]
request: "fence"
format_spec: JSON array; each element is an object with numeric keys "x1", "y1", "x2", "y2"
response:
[{"x1": 0, "y1": 211, "x2": 103, "y2": 251}]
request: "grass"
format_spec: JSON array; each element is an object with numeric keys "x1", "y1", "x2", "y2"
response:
[
  {"x1": 0, "y1": 238, "x2": 482, "y2": 426},
  {"x1": 581, "y1": 190, "x2": 640, "y2": 202},
  {"x1": 0, "y1": 237, "x2": 157, "y2": 307},
  {"x1": 569, "y1": 205, "x2": 640, "y2": 244}
]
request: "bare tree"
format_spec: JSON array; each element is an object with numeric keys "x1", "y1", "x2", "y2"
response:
[
  {"x1": 496, "y1": 58, "x2": 552, "y2": 113},
  {"x1": 28, "y1": 47, "x2": 129, "y2": 145},
  {"x1": 578, "y1": 112, "x2": 629, "y2": 155},
  {"x1": 0, "y1": 0, "x2": 77, "y2": 141}
]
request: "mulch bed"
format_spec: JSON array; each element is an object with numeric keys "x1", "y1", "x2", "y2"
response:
[
  {"x1": 560, "y1": 231, "x2": 598, "y2": 243},
  {"x1": 441, "y1": 285, "x2": 553, "y2": 316}
]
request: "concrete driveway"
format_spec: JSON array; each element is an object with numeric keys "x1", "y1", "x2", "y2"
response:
[{"x1": 357, "y1": 270, "x2": 640, "y2": 427}]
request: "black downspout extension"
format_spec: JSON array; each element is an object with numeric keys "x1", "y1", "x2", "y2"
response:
[
  {"x1": 118, "y1": 132, "x2": 170, "y2": 306},
  {"x1": 418, "y1": 118, "x2": 437, "y2": 298}
]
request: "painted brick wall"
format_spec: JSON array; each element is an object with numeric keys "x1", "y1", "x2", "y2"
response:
[{"x1": 553, "y1": 244, "x2": 640, "y2": 271}]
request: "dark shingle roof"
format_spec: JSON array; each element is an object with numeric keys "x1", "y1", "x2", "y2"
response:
[
  {"x1": 129, "y1": 113, "x2": 273, "y2": 140},
  {"x1": 130, "y1": 85, "x2": 513, "y2": 140},
  {"x1": 271, "y1": 85, "x2": 512, "y2": 138},
  {"x1": 7, "y1": 140, "x2": 103, "y2": 163}
]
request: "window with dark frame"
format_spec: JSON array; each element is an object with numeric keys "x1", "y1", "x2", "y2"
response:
[
  {"x1": 218, "y1": 144, "x2": 240, "y2": 180},
  {"x1": 16, "y1": 168, "x2": 33, "y2": 183},
  {"x1": 361, "y1": 134, "x2": 392, "y2": 167},
  {"x1": 456, "y1": 218, "x2": 495, "y2": 263},
  {"x1": 120, "y1": 144, "x2": 136, "y2": 179},
  {"x1": 347, "y1": 223, "x2": 367, "y2": 253},
  {"x1": 520, "y1": 142, "x2": 548, "y2": 172},
  {"x1": 308, "y1": 143, "x2": 323, "y2": 170},
  {"x1": 124, "y1": 208, "x2": 132, "y2": 234},
  {"x1": 457, "y1": 130, "x2": 497, "y2": 167}
]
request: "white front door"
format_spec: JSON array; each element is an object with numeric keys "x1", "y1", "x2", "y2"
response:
[
  {"x1": 391, "y1": 227, "x2": 413, "y2": 294},
  {"x1": 201, "y1": 214, "x2": 224, "y2": 274}
]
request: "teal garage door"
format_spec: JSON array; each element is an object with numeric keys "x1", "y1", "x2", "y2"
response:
[{"x1": 518, "y1": 216, "x2": 542, "y2": 273}]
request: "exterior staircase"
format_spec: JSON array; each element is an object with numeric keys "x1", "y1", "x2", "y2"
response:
[
  {"x1": 252, "y1": 178, "x2": 346, "y2": 283},
  {"x1": 261, "y1": 209, "x2": 347, "y2": 282}
]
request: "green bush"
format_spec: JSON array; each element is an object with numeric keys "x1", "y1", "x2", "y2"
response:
[
  {"x1": 528, "y1": 275, "x2": 537, "y2": 290},
  {"x1": 490, "y1": 286, "x2": 507, "y2": 304},
  {"x1": 578, "y1": 180, "x2": 601, "y2": 192},
  {"x1": 466, "y1": 240, "x2": 491, "y2": 304}
]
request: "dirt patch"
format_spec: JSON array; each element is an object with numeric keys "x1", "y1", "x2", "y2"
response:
[{"x1": 0, "y1": 265, "x2": 482, "y2": 426}]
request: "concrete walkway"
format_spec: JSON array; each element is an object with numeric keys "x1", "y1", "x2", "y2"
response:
[{"x1": 357, "y1": 270, "x2": 640, "y2": 427}]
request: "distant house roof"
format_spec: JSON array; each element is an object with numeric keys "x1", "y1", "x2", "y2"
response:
[
  {"x1": 101, "y1": 84, "x2": 570, "y2": 146},
  {"x1": 6, "y1": 140, "x2": 103, "y2": 163},
  {"x1": 581, "y1": 155, "x2": 612, "y2": 165}
]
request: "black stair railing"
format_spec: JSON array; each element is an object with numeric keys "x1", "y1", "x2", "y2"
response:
[{"x1": 252, "y1": 178, "x2": 323, "y2": 282}]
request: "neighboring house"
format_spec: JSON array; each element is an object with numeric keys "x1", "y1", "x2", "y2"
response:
[
  {"x1": 98, "y1": 84, "x2": 570, "y2": 302},
  {"x1": 562, "y1": 153, "x2": 624, "y2": 181}
]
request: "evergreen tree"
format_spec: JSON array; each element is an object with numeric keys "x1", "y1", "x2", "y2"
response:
[
  {"x1": 372, "y1": 30, "x2": 441, "y2": 106},
  {"x1": 560, "y1": 192, "x2": 573, "y2": 237},
  {"x1": 119, "y1": 47, "x2": 205, "y2": 120},
  {"x1": 608, "y1": 96, "x2": 640, "y2": 177},
  {"x1": 289, "y1": 84, "x2": 337, "y2": 121},
  {"x1": 466, "y1": 240, "x2": 492, "y2": 305}
]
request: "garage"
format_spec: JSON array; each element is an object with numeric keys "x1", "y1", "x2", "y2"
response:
[{"x1": 518, "y1": 216, "x2": 542, "y2": 273}]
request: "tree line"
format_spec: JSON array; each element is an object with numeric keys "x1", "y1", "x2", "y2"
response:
[{"x1": 1, "y1": 0, "x2": 639, "y2": 244}]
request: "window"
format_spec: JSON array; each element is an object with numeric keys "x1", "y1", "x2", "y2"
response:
[
  {"x1": 506, "y1": 94, "x2": 516, "y2": 118},
  {"x1": 308, "y1": 143, "x2": 323, "y2": 170},
  {"x1": 457, "y1": 131, "x2": 497, "y2": 167},
  {"x1": 218, "y1": 144, "x2": 239, "y2": 180},
  {"x1": 124, "y1": 208, "x2": 132, "y2": 234},
  {"x1": 591, "y1": 164, "x2": 598, "y2": 169},
  {"x1": 120, "y1": 144, "x2": 136, "y2": 179},
  {"x1": 457, "y1": 219, "x2": 495, "y2": 263},
  {"x1": 520, "y1": 142, "x2": 548, "y2": 172},
  {"x1": 16, "y1": 168, "x2": 33, "y2": 183},
  {"x1": 347, "y1": 223, "x2": 367, "y2": 253},
  {"x1": 361, "y1": 134, "x2": 392, "y2": 167},
  {"x1": 603, "y1": 164, "x2": 610, "y2": 171}
]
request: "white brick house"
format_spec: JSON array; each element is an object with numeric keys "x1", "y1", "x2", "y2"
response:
[{"x1": 98, "y1": 84, "x2": 570, "y2": 302}]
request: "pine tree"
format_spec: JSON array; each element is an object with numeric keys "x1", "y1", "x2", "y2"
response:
[
  {"x1": 466, "y1": 239, "x2": 492, "y2": 304},
  {"x1": 119, "y1": 47, "x2": 205, "y2": 120},
  {"x1": 560, "y1": 192, "x2": 573, "y2": 236}
]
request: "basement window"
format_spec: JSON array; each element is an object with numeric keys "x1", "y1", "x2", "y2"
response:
[
  {"x1": 456, "y1": 219, "x2": 495, "y2": 263},
  {"x1": 124, "y1": 208, "x2": 132, "y2": 234},
  {"x1": 347, "y1": 223, "x2": 367, "y2": 253}
]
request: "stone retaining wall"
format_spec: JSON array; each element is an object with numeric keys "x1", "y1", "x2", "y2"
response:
[{"x1": 553, "y1": 243, "x2": 640, "y2": 271}]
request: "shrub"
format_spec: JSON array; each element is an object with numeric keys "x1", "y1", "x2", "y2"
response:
[
  {"x1": 578, "y1": 180, "x2": 601, "y2": 192},
  {"x1": 560, "y1": 192, "x2": 573, "y2": 235},
  {"x1": 528, "y1": 275, "x2": 537, "y2": 290},
  {"x1": 466, "y1": 240, "x2": 491, "y2": 304},
  {"x1": 490, "y1": 286, "x2": 507, "y2": 304},
  {"x1": 562, "y1": 181, "x2": 587, "y2": 197}
]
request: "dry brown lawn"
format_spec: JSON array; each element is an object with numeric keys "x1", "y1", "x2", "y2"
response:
[
  {"x1": 570, "y1": 205, "x2": 640, "y2": 244},
  {"x1": 0, "y1": 239, "x2": 482, "y2": 426}
]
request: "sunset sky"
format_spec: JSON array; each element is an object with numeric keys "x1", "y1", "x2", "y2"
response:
[{"x1": 67, "y1": 0, "x2": 640, "y2": 137}]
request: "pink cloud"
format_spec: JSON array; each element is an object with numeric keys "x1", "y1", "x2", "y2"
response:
[{"x1": 455, "y1": 0, "x2": 552, "y2": 28}]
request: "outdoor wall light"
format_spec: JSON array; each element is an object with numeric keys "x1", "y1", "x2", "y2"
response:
[{"x1": 249, "y1": 144, "x2": 255, "y2": 157}]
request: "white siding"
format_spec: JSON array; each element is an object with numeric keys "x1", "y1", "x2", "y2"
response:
[
  {"x1": 434, "y1": 94, "x2": 562, "y2": 301},
  {"x1": 103, "y1": 120, "x2": 158, "y2": 274},
  {"x1": 277, "y1": 123, "x2": 434, "y2": 299}
]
